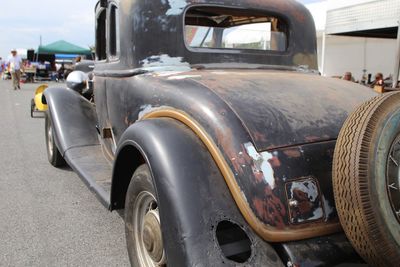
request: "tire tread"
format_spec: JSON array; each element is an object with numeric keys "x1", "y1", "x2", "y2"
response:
[{"x1": 333, "y1": 92, "x2": 400, "y2": 266}]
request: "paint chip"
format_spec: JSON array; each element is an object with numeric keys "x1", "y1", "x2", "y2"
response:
[{"x1": 166, "y1": 0, "x2": 187, "y2": 15}]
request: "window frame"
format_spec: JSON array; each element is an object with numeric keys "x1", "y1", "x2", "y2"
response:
[
  {"x1": 183, "y1": 5, "x2": 291, "y2": 56},
  {"x1": 95, "y1": 7, "x2": 107, "y2": 62},
  {"x1": 107, "y1": 2, "x2": 120, "y2": 61}
]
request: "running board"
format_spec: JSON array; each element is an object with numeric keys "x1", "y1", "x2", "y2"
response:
[{"x1": 64, "y1": 145, "x2": 112, "y2": 208}]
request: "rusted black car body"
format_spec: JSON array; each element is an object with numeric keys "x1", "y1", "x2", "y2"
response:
[{"x1": 42, "y1": 0, "x2": 377, "y2": 266}]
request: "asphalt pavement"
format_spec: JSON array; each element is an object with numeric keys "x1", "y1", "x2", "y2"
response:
[{"x1": 0, "y1": 79, "x2": 129, "y2": 266}]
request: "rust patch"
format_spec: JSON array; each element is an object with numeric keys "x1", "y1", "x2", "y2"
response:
[
  {"x1": 252, "y1": 131, "x2": 268, "y2": 142},
  {"x1": 252, "y1": 185, "x2": 286, "y2": 229},
  {"x1": 304, "y1": 135, "x2": 321, "y2": 142},
  {"x1": 268, "y1": 156, "x2": 281, "y2": 168},
  {"x1": 140, "y1": 108, "x2": 342, "y2": 241},
  {"x1": 283, "y1": 148, "x2": 301, "y2": 158},
  {"x1": 253, "y1": 169, "x2": 264, "y2": 183},
  {"x1": 241, "y1": 142, "x2": 288, "y2": 226},
  {"x1": 285, "y1": 178, "x2": 324, "y2": 224},
  {"x1": 215, "y1": 125, "x2": 244, "y2": 175},
  {"x1": 124, "y1": 114, "x2": 130, "y2": 126}
]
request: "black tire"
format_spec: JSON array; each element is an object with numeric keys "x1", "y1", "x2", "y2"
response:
[
  {"x1": 45, "y1": 112, "x2": 66, "y2": 167},
  {"x1": 333, "y1": 92, "x2": 400, "y2": 266},
  {"x1": 125, "y1": 164, "x2": 166, "y2": 267},
  {"x1": 30, "y1": 98, "x2": 35, "y2": 118}
]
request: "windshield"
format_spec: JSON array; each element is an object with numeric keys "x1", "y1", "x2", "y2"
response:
[{"x1": 185, "y1": 7, "x2": 288, "y2": 52}]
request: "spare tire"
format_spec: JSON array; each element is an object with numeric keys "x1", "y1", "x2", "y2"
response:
[{"x1": 333, "y1": 92, "x2": 400, "y2": 267}]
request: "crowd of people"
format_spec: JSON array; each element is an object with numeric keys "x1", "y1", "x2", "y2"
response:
[
  {"x1": 341, "y1": 71, "x2": 397, "y2": 88},
  {"x1": 0, "y1": 49, "x2": 84, "y2": 91}
]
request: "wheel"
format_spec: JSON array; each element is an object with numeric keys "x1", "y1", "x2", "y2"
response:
[
  {"x1": 30, "y1": 98, "x2": 35, "y2": 118},
  {"x1": 45, "y1": 112, "x2": 66, "y2": 167},
  {"x1": 125, "y1": 164, "x2": 166, "y2": 267},
  {"x1": 333, "y1": 92, "x2": 400, "y2": 266}
]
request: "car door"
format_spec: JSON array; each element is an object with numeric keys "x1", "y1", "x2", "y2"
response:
[{"x1": 93, "y1": 3, "x2": 115, "y2": 160}]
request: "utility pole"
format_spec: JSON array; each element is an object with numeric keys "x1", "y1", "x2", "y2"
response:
[{"x1": 321, "y1": 32, "x2": 326, "y2": 76}]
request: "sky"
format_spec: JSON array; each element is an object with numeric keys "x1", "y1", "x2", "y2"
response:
[
  {"x1": 0, "y1": 0, "x2": 97, "y2": 59},
  {"x1": 0, "y1": 0, "x2": 324, "y2": 59}
]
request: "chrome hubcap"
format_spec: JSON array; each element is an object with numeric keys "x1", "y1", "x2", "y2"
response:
[
  {"x1": 386, "y1": 135, "x2": 400, "y2": 224},
  {"x1": 143, "y1": 210, "x2": 164, "y2": 263},
  {"x1": 133, "y1": 191, "x2": 166, "y2": 266}
]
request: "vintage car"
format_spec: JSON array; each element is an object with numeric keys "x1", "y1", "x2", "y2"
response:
[{"x1": 41, "y1": 0, "x2": 400, "y2": 266}]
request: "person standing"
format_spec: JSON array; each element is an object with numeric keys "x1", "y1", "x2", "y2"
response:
[
  {"x1": 0, "y1": 56, "x2": 7, "y2": 79},
  {"x1": 0, "y1": 57, "x2": 4, "y2": 79},
  {"x1": 7, "y1": 49, "x2": 23, "y2": 90}
]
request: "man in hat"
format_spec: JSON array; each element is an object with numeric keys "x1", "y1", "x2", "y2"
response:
[{"x1": 7, "y1": 49, "x2": 23, "y2": 90}]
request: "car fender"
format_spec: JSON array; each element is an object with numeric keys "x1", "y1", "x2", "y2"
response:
[
  {"x1": 110, "y1": 118, "x2": 283, "y2": 266},
  {"x1": 42, "y1": 87, "x2": 99, "y2": 155}
]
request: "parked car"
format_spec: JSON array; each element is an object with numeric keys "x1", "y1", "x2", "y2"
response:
[{"x1": 41, "y1": 0, "x2": 400, "y2": 266}]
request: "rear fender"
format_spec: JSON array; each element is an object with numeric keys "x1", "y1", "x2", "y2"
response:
[
  {"x1": 110, "y1": 118, "x2": 283, "y2": 266},
  {"x1": 43, "y1": 87, "x2": 99, "y2": 155}
]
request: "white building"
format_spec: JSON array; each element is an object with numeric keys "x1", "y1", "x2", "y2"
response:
[{"x1": 305, "y1": 0, "x2": 400, "y2": 82}]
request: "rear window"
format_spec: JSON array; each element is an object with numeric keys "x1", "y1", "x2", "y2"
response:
[{"x1": 185, "y1": 6, "x2": 288, "y2": 52}]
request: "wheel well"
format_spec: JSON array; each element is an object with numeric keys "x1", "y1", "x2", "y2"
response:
[{"x1": 110, "y1": 145, "x2": 145, "y2": 210}]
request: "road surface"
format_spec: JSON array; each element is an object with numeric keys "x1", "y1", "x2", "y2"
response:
[{"x1": 0, "y1": 79, "x2": 129, "y2": 266}]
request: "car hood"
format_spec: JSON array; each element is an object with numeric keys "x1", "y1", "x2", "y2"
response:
[{"x1": 188, "y1": 70, "x2": 377, "y2": 151}]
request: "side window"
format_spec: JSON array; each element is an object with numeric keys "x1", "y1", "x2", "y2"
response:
[
  {"x1": 96, "y1": 9, "x2": 107, "y2": 61},
  {"x1": 109, "y1": 4, "x2": 120, "y2": 58}
]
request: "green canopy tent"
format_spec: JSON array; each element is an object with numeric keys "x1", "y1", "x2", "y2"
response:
[
  {"x1": 34, "y1": 40, "x2": 92, "y2": 80},
  {"x1": 37, "y1": 40, "x2": 92, "y2": 57}
]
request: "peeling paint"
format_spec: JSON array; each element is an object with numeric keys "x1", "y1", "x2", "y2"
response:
[
  {"x1": 283, "y1": 148, "x2": 301, "y2": 158},
  {"x1": 287, "y1": 179, "x2": 324, "y2": 224},
  {"x1": 152, "y1": 71, "x2": 188, "y2": 77},
  {"x1": 166, "y1": 0, "x2": 187, "y2": 16},
  {"x1": 322, "y1": 197, "x2": 334, "y2": 218},
  {"x1": 290, "y1": 181, "x2": 319, "y2": 202},
  {"x1": 167, "y1": 74, "x2": 201, "y2": 80},
  {"x1": 244, "y1": 142, "x2": 275, "y2": 189},
  {"x1": 138, "y1": 104, "x2": 156, "y2": 120},
  {"x1": 297, "y1": 207, "x2": 323, "y2": 223}
]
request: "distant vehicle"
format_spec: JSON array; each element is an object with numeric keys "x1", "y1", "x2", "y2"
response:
[{"x1": 41, "y1": 0, "x2": 400, "y2": 266}]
